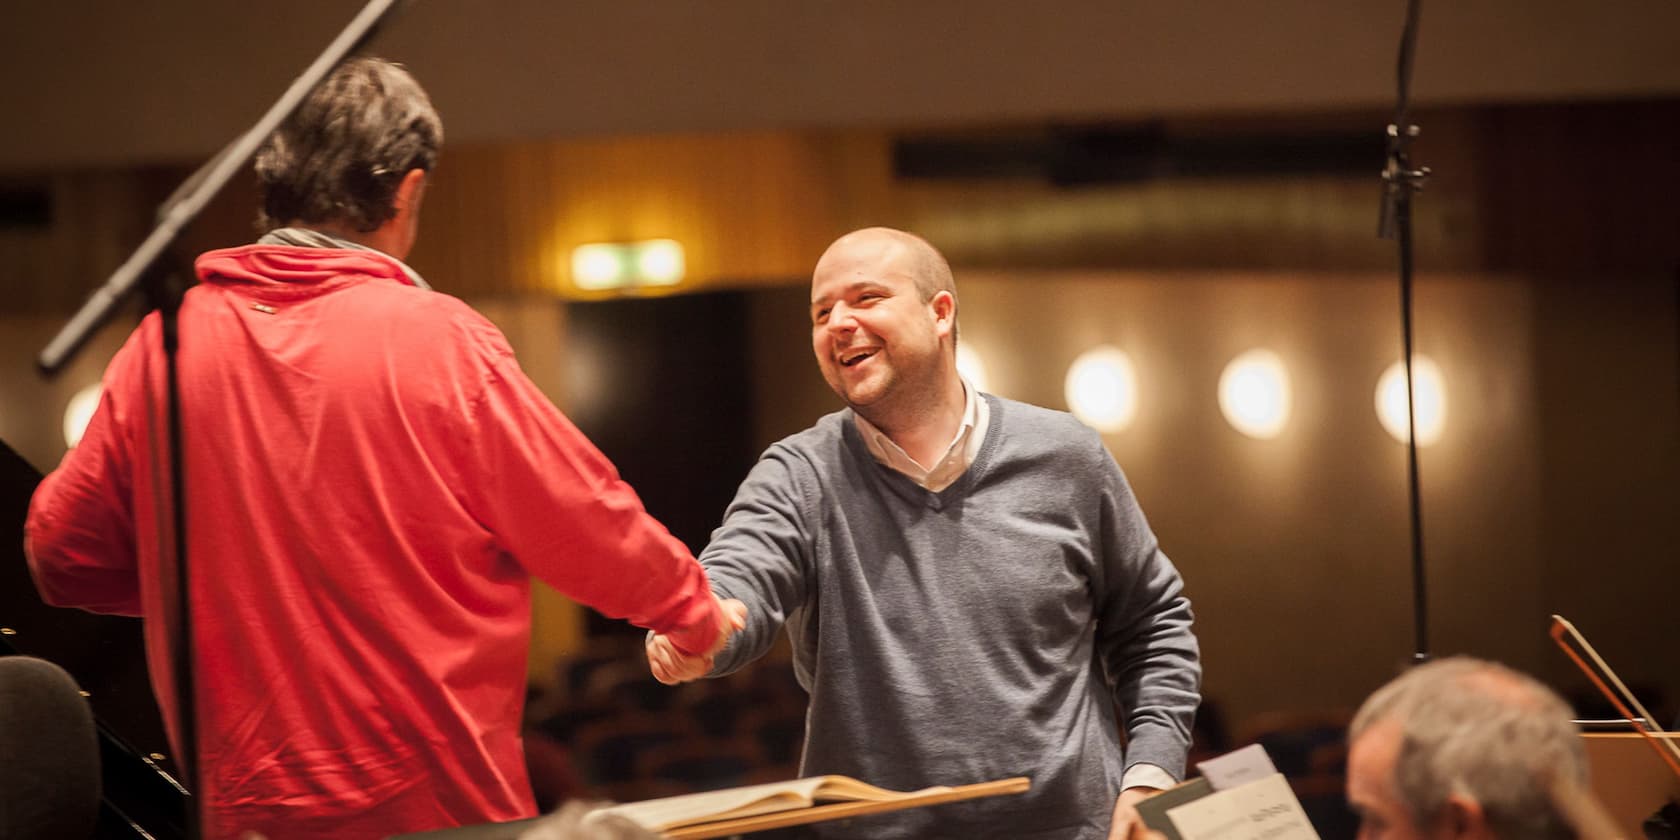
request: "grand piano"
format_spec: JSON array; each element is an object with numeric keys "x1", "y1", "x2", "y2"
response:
[{"x1": 0, "y1": 437, "x2": 187, "y2": 839}]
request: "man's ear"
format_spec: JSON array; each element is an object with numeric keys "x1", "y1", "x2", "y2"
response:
[
  {"x1": 930, "y1": 290, "x2": 956, "y2": 335},
  {"x1": 1438, "y1": 793, "x2": 1490, "y2": 838},
  {"x1": 381, "y1": 168, "x2": 428, "y2": 260},
  {"x1": 394, "y1": 168, "x2": 427, "y2": 217}
]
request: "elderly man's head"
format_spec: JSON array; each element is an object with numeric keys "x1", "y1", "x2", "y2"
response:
[{"x1": 1346, "y1": 657, "x2": 1586, "y2": 840}]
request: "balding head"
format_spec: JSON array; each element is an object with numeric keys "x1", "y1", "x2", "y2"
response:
[
  {"x1": 815, "y1": 227, "x2": 958, "y2": 346},
  {"x1": 809, "y1": 227, "x2": 964, "y2": 425}
]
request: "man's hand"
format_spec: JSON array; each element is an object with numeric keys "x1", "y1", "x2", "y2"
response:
[
  {"x1": 1108, "y1": 786, "x2": 1163, "y2": 840},
  {"x1": 645, "y1": 597, "x2": 747, "y2": 685}
]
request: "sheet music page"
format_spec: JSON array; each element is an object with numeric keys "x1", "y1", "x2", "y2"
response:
[
  {"x1": 1197, "y1": 743, "x2": 1279, "y2": 791},
  {"x1": 1164, "y1": 773, "x2": 1321, "y2": 840}
]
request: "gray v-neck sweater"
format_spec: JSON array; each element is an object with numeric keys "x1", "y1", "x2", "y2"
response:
[{"x1": 703, "y1": 394, "x2": 1201, "y2": 839}]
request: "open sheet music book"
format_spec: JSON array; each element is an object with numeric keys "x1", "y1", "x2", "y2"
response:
[{"x1": 588, "y1": 774, "x2": 1010, "y2": 834}]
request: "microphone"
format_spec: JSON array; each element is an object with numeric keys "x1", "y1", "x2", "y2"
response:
[{"x1": 0, "y1": 656, "x2": 101, "y2": 840}]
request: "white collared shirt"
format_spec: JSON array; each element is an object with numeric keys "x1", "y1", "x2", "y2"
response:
[{"x1": 853, "y1": 378, "x2": 989, "y2": 492}]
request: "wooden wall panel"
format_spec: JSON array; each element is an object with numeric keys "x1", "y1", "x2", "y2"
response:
[
  {"x1": 897, "y1": 109, "x2": 1493, "y2": 274},
  {"x1": 16, "y1": 101, "x2": 1670, "y2": 318},
  {"x1": 0, "y1": 172, "x2": 150, "y2": 315},
  {"x1": 409, "y1": 131, "x2": 896, "y2": 300}
]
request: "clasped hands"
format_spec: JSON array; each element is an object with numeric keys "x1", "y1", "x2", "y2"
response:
[{"x1": 646, "y1": 595, "x2": 747, "y2": 685}]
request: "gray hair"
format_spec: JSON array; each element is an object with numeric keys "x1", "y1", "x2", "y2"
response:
[
  {"x1": 904, "y1": 231, "x2": 959, "y2": 348},
  {"x1": 895, "y1": 230, "x2": 955, "y2": 306},
  {"x1": 254, "y1": 57, "x2": 443, "y2": 232},
  {"x1": 1350, "y1": 657, "x2": 1586, "y2": 840}
]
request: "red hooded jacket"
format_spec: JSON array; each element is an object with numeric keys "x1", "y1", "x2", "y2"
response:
[{"x1": 26, "y1": 244, "x2": 721, "y2": 839}]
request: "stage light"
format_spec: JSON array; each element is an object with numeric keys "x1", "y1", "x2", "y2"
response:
[
  {"x1": 1218, "y1": 349, "x2": 1290, "y2": 439},
  {"x1": 571, "y1": 239, "x2": 687, "y2": 291},
  {"x1": 1064, "y1": 346, "x2": 1138, "y2": 433},
  {"x1": 956, "y1": 344, "x2": 989, "y2": 392},
  {"x1": 634, "y1": 239, "x2": 685, "y2": 286},
  {"x1": 1375, "y1": 356, "x2": 1446, "y2": 445},
  {"x1": 63, "y1": 383, "x2": 102, "y2": 448},
  {"x1": 571, "y1": 243, "x2": 628, "y2": 290}
]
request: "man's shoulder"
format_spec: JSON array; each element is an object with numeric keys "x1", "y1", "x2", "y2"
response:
[
  {"x1": 412, "y1": 289, "x2": 499, "y2": 329},
  {"x1": 747, "y1": 409, "x2": 864, "y2": 483},
  {"x1": 767, "y1": 408, "x2": 851, "y2": 458},
  {"x1": 980, "y1": 395, "x2": 1120, "y2": 479},
  {"x1": 986, "y1": 394, "x2": 1100, "y2": 448},
  {"x1": 369, "y1": 289, "x2": 514, "y2": 361}
]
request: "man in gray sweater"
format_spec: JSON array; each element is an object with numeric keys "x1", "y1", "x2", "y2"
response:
[{"x1": 647, "y1": 227, "x2": 1201, "y2": 839}]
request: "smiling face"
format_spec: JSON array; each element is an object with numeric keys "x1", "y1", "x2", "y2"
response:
[{"x1": 809, "y1": 230, "x2": 955, "y2": 420}]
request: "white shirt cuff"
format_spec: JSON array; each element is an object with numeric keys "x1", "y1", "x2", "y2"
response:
[{"x1": 1122, "y1": 762, "x2": 1178, "y2": 792}]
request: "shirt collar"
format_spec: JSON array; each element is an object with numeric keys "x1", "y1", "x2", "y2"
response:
[{"x1": 854, "y1": 377, "x2": 984, "y2": 491}]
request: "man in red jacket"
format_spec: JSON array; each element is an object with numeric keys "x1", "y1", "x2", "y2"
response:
[{"x1": 25, "y1": 56, "x2": 743, "y2": 840}]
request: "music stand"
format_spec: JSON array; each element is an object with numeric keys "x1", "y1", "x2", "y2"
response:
[{"x1": 1551, "y1": 615, "x2": 1680, "y2": 836}]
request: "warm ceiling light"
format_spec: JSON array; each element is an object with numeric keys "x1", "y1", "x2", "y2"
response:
[
  {"x1": 63, "y1": 383, "x2": 103, "y2": 448},
  {"x1": 571, "y1": 243, "x2": 628, "y2": 290},
  {"x1": 955, "y1": 343, "x2": 989, "y2": 393},
  {"x1": 572, "y1": 239, "x2": 687, "y2": 290},
  {"x1": 1375, "y1": 356, "x2": 1446, "y2": 446},
  {"x1": 1064, "y1": 346, "x2": 1138, "y2": 433},
  {"x1": 634, "y1": 239, "x2": 685, "y2": 286},
  {"x1": 1218, "y1": 349, "x2": 1290, "y2": 440}
]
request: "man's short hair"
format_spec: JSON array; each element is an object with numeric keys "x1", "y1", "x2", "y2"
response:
[
  {"x1": 899, "y1": 232, "x2": 954, "y2": 305},
  {"x1": 1350, "y1": 656, "x2": 1586, "y2": 839},
  {"x1": 902, "y1": 231, "x2": 959, "y2": 347},
  {"x1": 255, "y1": 57, "x2": 443, "y2": 233}
]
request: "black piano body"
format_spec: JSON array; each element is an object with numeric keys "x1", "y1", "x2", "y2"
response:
[{"x1": 1, "y1": 437, "x2": 188, "y2": 839}]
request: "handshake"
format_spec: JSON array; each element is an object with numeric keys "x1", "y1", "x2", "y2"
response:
[{"x1": 645, "y1": 595, "x2": 748, "y2": 685}]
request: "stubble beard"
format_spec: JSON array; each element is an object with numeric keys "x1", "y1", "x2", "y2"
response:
[
  {"x1": 846, "y1": 355, "x2": 947, "y2": 437},
  {"x1": 835, "y1": 359, "x2": 895, "y2": 416}
]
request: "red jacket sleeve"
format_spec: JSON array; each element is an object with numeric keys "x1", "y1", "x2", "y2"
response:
[
  {"x1": 462, "y1": 353, "x2": 723, "y2": 656},
  {"x1": 25, "y1": 352, "x2": 143, "y2": 616}
]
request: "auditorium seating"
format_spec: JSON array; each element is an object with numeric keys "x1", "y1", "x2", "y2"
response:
[
  {"x1": 1238, "y1": 709, "x2": 1359, "y2": 838},
  {"x1": 526, "y1": 650, "x2": 806, "y2": 805},
  {"x1": 528, "y1": 650, "x2": 1365, "y2": 839}
]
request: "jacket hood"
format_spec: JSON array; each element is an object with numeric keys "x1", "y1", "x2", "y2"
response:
[{"x1": 195, "y1": 244, "x2": 418, "y2": 294}]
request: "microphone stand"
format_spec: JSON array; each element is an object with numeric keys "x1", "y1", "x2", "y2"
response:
[
  {"x1": 36, "y1": 2, "x2": 409, "y2": 836},
  {"x1": 1377, "y1": 0, "x2": 1433, "y2": 667}
]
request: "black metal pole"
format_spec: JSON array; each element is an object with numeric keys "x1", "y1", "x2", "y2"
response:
[
  {"x1": 36, "y1": 0, "x2": 407, "y2": 375},
  {"x1": 1379, "y1": 0, "x2": 1433, "y2": 667},
  {"x1": 153, "y1": 267, "x2": 198, "y2": 840},
  {"x1": 1397, "y1": 184, "x2": 1430, "y2": 667}
]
